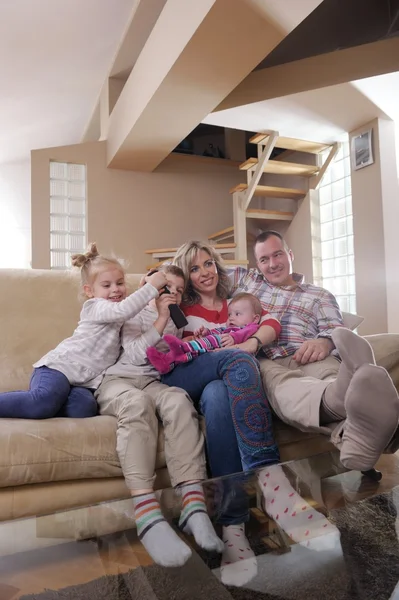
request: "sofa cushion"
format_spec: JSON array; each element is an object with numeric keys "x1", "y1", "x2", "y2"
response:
[
  {"x1": 342, "y1": 311, "x2": 364, "y2": 331},
  {"x1": 0, "y1": 269, "x2": 142, "y2": 393},
  {"x1": 365, "y1": 333, "x2": 399, "y2": 391},
  {"x1": 0, "y1": 415, "x2": 166, "y2": 488}
]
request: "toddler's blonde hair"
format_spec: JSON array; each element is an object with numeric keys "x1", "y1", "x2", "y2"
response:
[{"x1": 71, "y1": 242, "x2": 125, "y2": 287}]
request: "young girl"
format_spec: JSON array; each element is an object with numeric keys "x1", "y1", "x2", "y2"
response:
[{"x1": 0, "y1": 243, "x2": 167, "y2": 419}]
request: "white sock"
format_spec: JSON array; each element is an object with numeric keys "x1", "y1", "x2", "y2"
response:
[
  {"x1": 178, "y1": 483, "x2": 224, "y2": 553},
  {"x1": 220, "y1": 524, "x2": 257, "y2": 587},
  {"x1": 258, "y1": 465, "x2": 337, "y2": 543},
  {"x1": 133, "y1": 493, "x2": 191, "y2": 567}
]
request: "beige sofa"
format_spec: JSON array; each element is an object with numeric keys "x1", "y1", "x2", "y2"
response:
[{"x1": 1, "y1": 268, "x2": 399, "y2": 523}]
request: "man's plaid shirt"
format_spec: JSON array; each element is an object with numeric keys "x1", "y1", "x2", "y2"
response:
[{"x1": 229, "y1": 267, "x2": 343, "y2": 360}]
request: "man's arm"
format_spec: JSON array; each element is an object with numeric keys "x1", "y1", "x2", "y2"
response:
[
  {"x1": 228, "y1": 322, "x2": 279, "y2": 353},
  {"x1": 293, "y1": 290, "x2": 343, "y2": 365},
  {"x1": 227, "y1": 266, "x2": 248, "y2": 296},
  {"x1": 316, "y1": 290, "x2": 344, "y2": 339}
]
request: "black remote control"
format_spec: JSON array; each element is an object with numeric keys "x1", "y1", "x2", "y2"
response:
[{"x1": 161, "y1": 286, "x2": 188, "y2": 329}]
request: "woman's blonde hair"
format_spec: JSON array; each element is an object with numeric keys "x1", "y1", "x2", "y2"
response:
[
  {"x1": 173, "y1": 240, "x2": 231, "y2": 306},
  {"x1": 71, "y1": 242, "x2": 125, "y2": 287}
]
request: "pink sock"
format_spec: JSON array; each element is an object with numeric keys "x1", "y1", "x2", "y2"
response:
[
  {"x1": 146, "y1": 347, "x2": 175, "y2": 374},
  {"x1": 258, "y1": 465, "x2": 337, "y2": 544},
  {"x1": 163, "y1": 335, "x2": 192, "y2": 366}
]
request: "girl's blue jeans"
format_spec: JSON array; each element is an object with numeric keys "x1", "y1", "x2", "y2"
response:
[{"x1": 0, "y1": 366, "x2": 98, "y2": 419}]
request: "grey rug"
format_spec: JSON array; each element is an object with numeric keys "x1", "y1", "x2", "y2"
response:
[{"x1": 21, "y1": 491, "x2": 399, "y2": 600}]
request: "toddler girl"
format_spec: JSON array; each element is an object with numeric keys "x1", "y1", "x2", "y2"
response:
[{"x1": 0, "y1": 243, "x2": 167, "y2": 419}]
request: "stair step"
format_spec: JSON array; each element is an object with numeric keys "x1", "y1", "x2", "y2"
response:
[
  {"x1": 246, "y1": 209, "x2": 294, "y2": 221},
  {"x1": 145, "y1": 243, "x2": 236, "y2": 255},
  {"x1": 146, "y1": 258, "x2": 248, "y2": 270},
  {"x1": 208, "y1": 226, "x2": 234, "y2": 242},
  {"x1": 239, "y1": 157, "x2": 319, "y2": 177},
  {"x1": 230, "y1": 183, "x2": 306, "y2": 200},
  {"x1": 223, "y1": 259, "x2": 249, "y2": 265},
  {"x1": 249, "y1": 134, "x2": 331, "y2": 155}
]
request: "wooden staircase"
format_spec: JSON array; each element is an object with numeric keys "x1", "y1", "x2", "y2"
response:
[
  {"x1": 145, "y1": 131, "x2": 339, "y2": 267},
  {"x1": 231, "y1": 132, "x2": 338, "y2": 262}
]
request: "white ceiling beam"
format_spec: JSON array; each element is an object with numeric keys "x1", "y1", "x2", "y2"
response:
[
  {"x1": 106, "y1": 0, "x2": 319, "y2": 171},
  {"x1": 215, "y1": 37, "x2": 399, "y2": 112}
]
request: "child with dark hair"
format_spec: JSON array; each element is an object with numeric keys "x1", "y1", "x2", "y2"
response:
[{"x1": 96, "y1": 264, "x2": 223, "y2": 568}]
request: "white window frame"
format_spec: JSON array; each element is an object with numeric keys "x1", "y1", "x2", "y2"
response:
[
  {"x1": 49, "y1": 162, "x2": 87, "y2": 270},
  {"x1": 316, "y1": 141, "x2": 356, "y2": 314}
]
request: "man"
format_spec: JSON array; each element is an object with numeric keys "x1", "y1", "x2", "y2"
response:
[{"x1": 229, "y1": 230, "x2": 399, "y2": 473}]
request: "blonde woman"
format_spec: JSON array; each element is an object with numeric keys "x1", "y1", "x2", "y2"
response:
[
  {"x1": 159, "y1": 241, "x2": 279, "y2": 585},
  {"x1": 155, "y1": 241, "x2": 337, "y2": 587}
]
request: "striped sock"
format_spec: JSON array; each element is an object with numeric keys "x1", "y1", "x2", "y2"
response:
[
  {"x1": 133, "y1": 493, "x2": 191, "y2": 567},
  {"x1": 178, "y1": 484, "x2": 224, "y2": 553}
]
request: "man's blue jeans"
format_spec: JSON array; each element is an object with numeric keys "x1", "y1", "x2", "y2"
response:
[
  {"x1": 162, "y1": 350, "x2": 280, "y2": 525},
  {"x1": 0, "y1": 366, "x2": 98, "y2": 419}
]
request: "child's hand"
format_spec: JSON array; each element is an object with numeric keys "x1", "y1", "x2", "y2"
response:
[
  {"x1": 139, "y1": 269, "x2": 158, "y2": 288},
  {"x1": 146, "y1": 270, "x2": 167, "y2": 290},
  {"x1": 156, "y1": 294, "x2": 177, "y2": 318},
  {"x1": 193, "y1": 326, "x2": 206, "y2": 338},
  {"x1": 220, "y1": 333, "x2": 235, "y2": 347}
]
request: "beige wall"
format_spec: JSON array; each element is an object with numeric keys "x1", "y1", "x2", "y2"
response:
[
  {"x1": 31, "y1": 141, "x2": 246, "y2": 271},
  {"x1": 284, "y1": 190, "x2": 316, "y2": 283},
  {"x1": 379, "y1": 119, "x2": 399, "y2": 333},
  {"x1": 350, "y1": 119, "x2": 387, "y2": 334},
  {"x1": 350, "y1": 118, "x2": 399, "y2": 334},
  {"x1": 0, "y1": 160, "x2": 31, "y2": 268}
]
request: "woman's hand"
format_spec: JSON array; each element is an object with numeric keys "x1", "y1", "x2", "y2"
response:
[
  {"x1": 193, "y1": 326, "x2": 206, "y2": 338},
  {"x1": 220, "y1": 333, "x2": 235, "y2": 347}
]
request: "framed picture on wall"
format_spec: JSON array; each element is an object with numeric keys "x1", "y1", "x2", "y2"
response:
[{"x1": 351, "y1": 129, "x2": 374, "y2": 170}]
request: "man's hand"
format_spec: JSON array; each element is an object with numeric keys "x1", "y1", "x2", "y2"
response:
[
  {"x1": 293, "y1": 338, "x2": 334, "y2": 365},
  {"x1": 214, "y1": 337, "x2": 258, "y2": 354},
  {"x1": 220, "y1": 333, "x2": 235, "y2": 347}
]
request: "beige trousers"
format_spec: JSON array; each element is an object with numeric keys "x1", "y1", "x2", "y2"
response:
[
  {"x1": 258, "y1": 355, "x2": 341, "y2": 435},
  {"x1": 96, "y1": 375, "x2": 206, "y2": 490}
]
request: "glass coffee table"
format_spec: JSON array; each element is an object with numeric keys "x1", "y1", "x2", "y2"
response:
[{"x1": 1, "y1": 450, "x2": 399, "y2": 599}]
